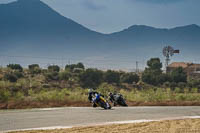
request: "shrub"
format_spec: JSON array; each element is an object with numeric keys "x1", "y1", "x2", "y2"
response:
[
  {"x1": 175, "y1": 94, "x2": 187, "y2": 101},
  {"x1": 4, "y1": 73, "x2": 18, "y2": 82},
  {"x1": 45, "y1": 72, "x2": 59, "y2": 81},
  {"x1": 36, "y1": 90, "x2": 67, "y2": 102},
  {"x1": 121, "y1": 73, "x2": 139, "y2": 84},
  {"x1": 170, "y1": 67, "x2": 187, "y2": 83},
  {"x1": 169, "y1": 82, "x2": 177, "y2": 91},
  {"x1": 14, "y1": 71, "x2": 24, "y2": 79},
  {"x1": 79, "y1": 68, "x2": 103, "y2": 88},
  {"x1": 177, "y1": 82, "x2": 186, "y2": 93},
  {"x1": 163, "y1": 81, "x2": 170, "y2": 88},
  {"x1": 7, "y1": 64, "x2": 23, "y2": 72},
  {"x1": 16, "y1": 79, "x2": 30, "y2": 92},
  {"x1": 73, "y1": 68, "x2": 84, "y2": 73},
  {"x1": 0, "y1": 90, "x2": 11, "y2": 102},
  {"x1": 48, "y1": 65, "x2": 60, "y2": 72},
  {"x1": 28, "y1": 64, "x2": 39, "y2": 70},
  {"x1": 4, "y1": 71, "x2": 23, "y2": 82},
  {"x1": 104, "y1": 70, "x2": 120, "y2": 84},
  {"x1": 97, "y1": 83, "x2": 115, "y2": 96},
  {"x1": 59, "y1": 71, "x2": 71, "y2": 81},
  {"x1": 29, "y1": 64, "x2": 41, "y2": 74},
  {"x1": 65, "y1": 62, "x2": 85, "y2": 71},
  {"x1": 0, "y1": 74, "x2": 3, "y2": 80},
  {"x1": 14, "y1": 91, "x2": 25, "y2": 101},
  {"x1": 187, "y1": 79, "x2": 200, "y2": 88}
]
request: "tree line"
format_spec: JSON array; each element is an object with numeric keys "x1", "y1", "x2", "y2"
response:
[{"x1": 2, "y1": 58, "x2": 200, "y2": 91}]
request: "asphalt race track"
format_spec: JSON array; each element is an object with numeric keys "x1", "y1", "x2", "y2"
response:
[{"x1": 1, "y1": 106, "x2": 200, "y2": 132}]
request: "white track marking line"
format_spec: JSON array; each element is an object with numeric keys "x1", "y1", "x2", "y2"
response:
[{"x1": 4, "y1": 116, "x2": 200, "y2": 133}]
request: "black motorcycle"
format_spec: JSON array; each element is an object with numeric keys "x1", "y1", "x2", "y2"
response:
[{"x1": 109, "y1": 93, "x2": 128, "y2": 107}]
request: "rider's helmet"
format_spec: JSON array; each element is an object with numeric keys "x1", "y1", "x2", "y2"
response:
[
  {"x1": 88, "y1": 88, "x2": 93, "y2": 93},
  {"x1": 108, "y1": 92, "x2": 112, "y2": 96},
  {"x1": 118, "y1": 93, "x2": 122, "y2": 97},
  {"x1": 95, "y1": 93, "x2": 98, "y2": 97}
]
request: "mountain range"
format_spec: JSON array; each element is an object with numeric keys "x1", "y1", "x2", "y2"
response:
[{"x1": 0, "y1": 0, "x2": 200, "y2": 69}]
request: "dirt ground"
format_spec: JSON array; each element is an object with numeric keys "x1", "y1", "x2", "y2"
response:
[
  {"x1": 10, "y1": 119, "x2": 200, "y2": 133},
  {"x1": 1, "y1": 101, "x2": 200, "y2": 109}
]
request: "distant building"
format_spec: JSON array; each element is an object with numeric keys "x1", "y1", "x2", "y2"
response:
[{"x1": 167, "y1": 62, "x2": 200, "y2": 79}]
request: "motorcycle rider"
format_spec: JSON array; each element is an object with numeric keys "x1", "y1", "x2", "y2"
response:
[
  {"x1": 108, "y1": 92, "x2": 123, "y2": 106},
  {"x1": 88, "y1": 89, "x2": 103, "y2": 108}
]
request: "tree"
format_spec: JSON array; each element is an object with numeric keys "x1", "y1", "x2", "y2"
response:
[
  {"x1": 28, "y1": 64, "x2": 41, "y2": 74},
  {"x1": 121, "y1": 73, "x2": 139, "y2": 84},
  {"x1": 45, "y1": 72, "x2": 59, "y2": 81},
  {"x1": 79, "y1": 68, "x2": 103, "y2": 88},
  {"x1": 77, "y1": 63, "x2": 85, "y2": 69},
  {"x1": 59, "y1": 71, "x2": 71, "y2": 81},
  {"x1": 65, "y1": 62, "x2": 85, "y2": 71},
  {"x1": 147, "y1": 58, "x2": 162, "y2": 70},
  {"x1": 48, "y1": 65, "x2": 60, "y2": 72},
  {"x1": 4, "y1": 73, "x2": 18, "y2": 82},
  {"x1": 142, "y1": 58, "x2": 163, "y2": 85},
  {"x1": 4, "y1": 71, "x2": 24, "y2": 82},
  {"x1": 170, "y1": 67, "x2": 187, "y2": 83},
  {"x1": 7, "y1": 64, "x2": 23, "y2": 72},
  {"x1": 104, "y1": 70, "x2": 120, "y2": 84},
  {"x1": 28, "y1": 64, "x2": 39, "y2": 70}
]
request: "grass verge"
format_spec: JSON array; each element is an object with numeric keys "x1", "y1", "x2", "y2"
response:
[{"x1": 1, "y1": 87, "x2": 200, "y2": 109}]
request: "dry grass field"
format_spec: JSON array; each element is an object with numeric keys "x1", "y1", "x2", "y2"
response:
[{"x1": 10, "y1": 119, "x2": 200, "y2": 133}]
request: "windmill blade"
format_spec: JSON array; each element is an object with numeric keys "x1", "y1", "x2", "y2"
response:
[{"x1": 173, "y1": 50, "x2": 180, "y2": 53}]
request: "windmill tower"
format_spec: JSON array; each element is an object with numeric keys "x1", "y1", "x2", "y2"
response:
[{"x1": 163, "y1": 46, "x2": 180, "y2": 71}]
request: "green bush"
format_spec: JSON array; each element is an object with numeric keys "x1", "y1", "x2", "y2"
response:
[
  {"x1": 175, "y1": 94, "x2": 187, "y2": 101},
  {"x1": 48, "y1": 65, "x2": 60, "y2": 72},
  {"x1": 163, "y1": 82, "x2": 170, "y2": 88},
  {"x1": 169, "y1": 82, "x2": 177, "y2": 91},
  {"x1": 170, "y1": 67, "x2": 187, "y2": 83},
  {"x1": 28, "y1": 64, "x2": 39, "y2": 70},
  {"x1": 4, "y1": 73, "x2": 18, "y2": 82},
  {"x1": 177, "y1": 82, "x2": 186, "y2": 93},
  {"x1": 104, "y1": 70, "x2": 120, "y2": 84},
  {"x1": 59, "y1": 71, "x2": 71, "y2": 81},
  {"x1": 7, "y1": 64, "x2": 23, "y2": 72},
  {"x1": 30, "y1": 80, "x2": 42, "y2": 90},
  {"x1": 14, "y1": 71, "x2": 24, "y2": 79},
  {"x1": 65, "y1": 62, "x2": 85, "y2": 71},
  {"x1": 45, "y1": 72, "x2": 59, "y2": 81},
  {"x1": 187, "y1": 79, "x2": 200, "y2": 88},
  {"x1": 97, "y1": 83, "x2": 115, "y2": 96},
  {"x1": 14, "y1": 91, "x2": 25, "y2": 101},
  {"x1": 121, "y1": 73, "x2": 139, "y2": 84},
  {"x1": 0, "y1": 90, "x2": 11, "y2": 102},
  {"x1": 73, "y1": 68, "x2": 84, "y2": 73},
  {"x1": 4, "y1": 71, "x2": 23, "y2": 82},
  {"x1": 79, "y1": 68, "x2": 103, "y2": 88},
  {"x1": 29, "y1": 64, "x2": 41, "y2": 74},
  {"x1": 36, "y1": 90, "x2": 68, "y2": 102}
]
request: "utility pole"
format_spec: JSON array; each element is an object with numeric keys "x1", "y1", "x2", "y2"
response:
[
  {"x1": 61, "y1": 56, "x2": 64, "y2": 70},
  {"x1": 136, "y1": 61, "x2": 139, "y2": 74}
]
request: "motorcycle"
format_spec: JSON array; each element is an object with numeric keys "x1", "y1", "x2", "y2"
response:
[
  {"x1": 109, "y1": 93, "x2": 128, "y2": 107},
  {"x1": 92, "y1": 93, "x2": 112, "y2": 109}
]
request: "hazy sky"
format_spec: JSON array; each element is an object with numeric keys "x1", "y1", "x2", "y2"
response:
[{"x1": 1, "y1": 0, "x2": 200, "y2": 33}]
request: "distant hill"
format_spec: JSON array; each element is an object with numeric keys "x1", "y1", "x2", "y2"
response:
[{"x1": 0, "y1": 0, "x2": 200, "y2": 69}]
